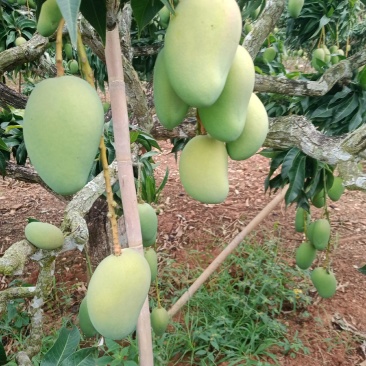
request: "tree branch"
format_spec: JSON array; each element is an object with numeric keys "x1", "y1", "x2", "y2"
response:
[{"x1": 0, "y1": 82, "x2": 28, "y2": 108}]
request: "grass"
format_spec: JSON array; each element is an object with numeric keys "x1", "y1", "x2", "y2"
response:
[{"x1": 2, "y1": 236, "x2": 314, "y2": 365}]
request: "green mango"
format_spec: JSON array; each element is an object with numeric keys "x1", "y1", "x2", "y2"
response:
[
  {"x1": 36, "y1": 0, "x2": 62, "y2": 37},
  {"x1": 323, "y1": 46, "x2": 331, "y2": 63},
  {"x1": 329, "y1": 45, "x2": 338, "y2": 54},
  {"x1": 103, "y1": 102, "x2": 110, "y2": 113},
  {"x1": 151, "y1": 307, "x2": 170, "y2": 336},
  {"x1": 25, "y1": 221, "x2": 64, "y2": 250},
  {"x1": 164, "y1": 0, "x2": 242, "y2": 107},
  {"x1": 337, "y1": 49, "x2": 345, "y2": 56},
  {"x1": 295, "y1": 241, "x2": 317, "y2": 270},
  {"x1": 153, "y1": 48, "x2": 189, "y2": 130},
  {"x1": 226, "y1": 93, "x2": 269, "y2": 161},
  {"x1": 244, "y1": 22, "x2": 252, "y2": 34},
  {"x1": 331, "y1": 55, "x2": 339, "y2": 65},
  {"x1": 23, "y1": 76, "x2": 104, "y2": 195},
  {"x1": 144, "y1": 248, "x2": 158, "y2": 283},
  {"x1": 263, "y1": 47, "x2": 277, "y2": 63},
  {"x1": 68, "y1": 59, "x2": 79, "y2": 74},
  {"x1": 138, "y1": 203, "x2": 158, "y2": 247},
  {"x1": 86, "y1": 249, "x2": 151, "y2": 340},
  {"x1": 179, "y1": 135, "x2": 229, "y2": 204},
  {"x1": 78, "y1": 297, "x2": 98, "y2": 338},
  {"x1": 311, "y1": 219, "x2": 330, "y2": 251},
  {"x1": 312, "y1": 48, "x2": 325, "y2": 62},
  {"x1": 64, "y1": 43, "x2": 73, "y2": 59},
  {"x1": 306, "y1": 221, "x2": 315, "y2": 242},
  {"x1": 294, "y1": 207, "x2": 310, "y2": 233},
  {"x1": 311, "y1": 190, "x2": 326, "y2": 208},
  {"x1": 158, "y1": 6, "x2": 170, "y2": 29},
  {"x1": 288, "y1": 0, "x2": 304, "y2": 18},
  {"x1": 15, "y1": 37, "x2": 26, "y2": 46},
  {"x1": 328, "y1": 176, "x2": 344, "y2": 201},
  {"x1": 311, "y1": 267, "x2": 337, "y2": 298},
  {"x1": 198, "y1": 46, "x2": 255, "y2": 142},
  {"x1": 358, "y1": 65, "x2": 366, "y2": 91}
]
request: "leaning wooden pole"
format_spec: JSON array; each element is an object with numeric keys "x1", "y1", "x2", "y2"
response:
[
  {"x1": 168, "y1": 186, "x2": 288, "y2": 318},
  {"x1": 105, "y1": 28, "x2": 154, "y2": 365}
]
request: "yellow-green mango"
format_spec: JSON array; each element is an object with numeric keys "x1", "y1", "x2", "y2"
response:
[
  {"x1": 179, "y1": 135, "x2": 229, "y2": 204},
  {"x1": 328, "y1": 176, "x2": 344, "y2": 201},
  {"x1": 295, "y1": 241, "x2": 317, "y2": 270},
  {"x1": 288, "y1": 0, "x2": 304, "y2": 18},
  {"x1": 23, "y1": 76, "x2": 104, "y2": 195},
  {"x1": 64, "y1": 43, "x2": 73, "y2": 59},
  {"x1": 36, "y1": 0, "x2": 62, "y2": 37},
  {"x1": 312, "y1": 48, "x2": 325, "y2": 63},
  {"x1": 226, "y1": 93, "x2": 269, "y2": 161},
  {"x1": 311, "y1": 190, "x2": 325, "y2": 208},
  {"x1": 15, "y1": 37, "x2": 26, "y2": 46},
  {"x1": 68, "y1": 60, "x2": 79, "y2": 74},
  {"x1": 294, "y1": 207, "x2": 310, "y2": 233},
  {"x1": 138, "y1": 203, "x2": 158, "y2": 247},
  {"x1": 151, "y1": 307, "x2": 170, "y2": 336},
  {"x1": 323, "y1": 46, "x2": 331, "y2": 63},
  {"x1": 86, "y1": 249, "x2": 151, "y2": 340},
  {"x1": 310, "y1": 267, "x2": 337, "y2": 298},
  {"x1": 311, "y1": 219, "x2": 330, "y2": 251},
  {"x1": 78, "y1": 297, "x2": 98, "y2": 338},
  {"x1": 158, "y1": 6, "x2": 170, "y2": 29},
  {"x1": 144, "y1": 248, "x2": 158, "y2": 282},
  {"x1": 198, "y1": 46, "x2": 254, "y2": 142},
  {"x1": 164, "y1": 0, "x2": 242, "y2": 107},
  {"x1": 153, "y1": 48, "x2": 189, "y2": 129},
  {"x1": 25, "y1": 221, "x2": 64, "y2": 250},
  {"x1": 244, "y1": 22, "x2": 252, "y2": 34},
  {"x1": 263, "y1": 47, "x2": 277, "y2": 63}
]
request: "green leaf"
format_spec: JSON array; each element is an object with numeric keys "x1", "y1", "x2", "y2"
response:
[
  {"x1": 60, "y1": 347, "x2": 98, "y2": 366},
  {"x1": 0, "y1": 151, "x2": 7, "y2": 178},
  {"x1": 56, "y1": 0, "x2": 81, "y2": 47},
  {"x1": 131, "y1": 0, "x2": 163, "y2": 36},
  {"x1": 332, "y1": 95, "x2": 358, "y2": 124},
  {"x1": 0, "y1": 138, "x2": 10, "y2": 152},
  {"x1": 41, "y1": 325, "x2": 81, "y2": 366},
  {"x1": 281, "y1": 148, "x2": 300, "y2": 179},
  {"x1": 358, "y1": 265, "x2": 366, "y2": 275},
  {"x1": 80, "y1": 0, "x2": 106, "y2": 45},
  {"x1": 0, "y1": 340, "x2": 7, "y2": 366},
  {"x1": 285, "y1": 155, "x2": 306, "y2": 204}
]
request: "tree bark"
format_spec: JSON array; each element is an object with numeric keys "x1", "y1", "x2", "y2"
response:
[{"x1": 0, "y1": 82, "x2": 28, "y2": 108}]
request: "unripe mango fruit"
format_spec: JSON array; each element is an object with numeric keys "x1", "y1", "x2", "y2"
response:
[
  {"x1": 179, "y1": 135, "x2": 229, "y2": 204},
  {"x1": 263, "y1": 47, "x2": 277, "y2": 63},
  {"x1": 311, "y1": 267, "x2": 337, "y2": 298},
  {"x1": 164, "y1": 0, "x2": 242, "y2": 107},
  {"x1": 145, "y1": 248, "x2": 158, "y2": 283},
  {"x1": 288, "y1": 0, "x2": 304, "y2": 18},
  {"x1": 138, "y1": 203, "x2": 158, "y2": 247},
  {"x1": 36, "y1": 0, "x2": 62, "y2": 37},
  {"x1": 24, "y1": 76, "x2": 104, "y2": 195},
  {"x1": 311, "y1": 190, "x2": 325, "y2": 208},
  {"x1": 226, "y1": 93, "x2": 269, "y2": 161},
  {"x1": 86, "y1": 249, "x2": 151, "y2": 340},
  {"x1": 312, "y1": 48, "x2": 325, "y2": 63},
  {"x1": 151, "y1": 307, "x2": 170, "y2": 336},
  {"x1": 295, "y1": 241, "x2": 316, "y2": 270},
  {"x1": 64, "y1": 43, "x2": 73, "y2": 59},
  {"x1": 68, "y1": 60, "x2": 79, "y2": 74},
  {"x1": 328, "y1": 176, "x2": 344, "y2": 201},
  {"x1": 294, "y1": 207, "x2": 310, "y2": 233},
  {"x1": 158, "y1": 6, "x2": 170, "y2": 29},
  {"x1": 15, "y1": 37, "x2": 27, "y2": 46},
  {"x1": 25, "y1": 221, "x2": 64, "y2": 250},
  {"x1": 198, "y1": 46, "x2": 255, "y2": 142},
  {"x1": 78, "y1": 297, "x2": 98, "y2": 338},
  {"x1": 153, "y1": 48, "x2": 189, "y2": 130},
  {"x1": 311, "y1": 219, "x2": 330, "y2": 251}
]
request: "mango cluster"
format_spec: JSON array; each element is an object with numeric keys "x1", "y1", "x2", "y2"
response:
[
  {"x1": 23, "y1": 76, "x2": 104, "y2": 195},
  {"x1": 153, "y1": 0, "x2": 269, "y2": 204},
  {"x1": 294, "y1": 208, "x2": 337, "y2": 298},
  {"x1": 311, "y1": 45, "x2": 345, "y2": 68}
]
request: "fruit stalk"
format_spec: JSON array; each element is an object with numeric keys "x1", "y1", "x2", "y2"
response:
[
  {"x1": 105, "y1": 26, "x2": 153, "y2": 365},
  {"x1": 77, "y1": 31, "x2": 93, "y2": 81},
  {"x1": 55, "y1": 18, "x2": 65, "y2": 77}
]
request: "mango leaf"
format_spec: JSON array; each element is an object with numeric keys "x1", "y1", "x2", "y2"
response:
[
  {"x1": 41, "y1": 325, "x2": 81, "y2": 366},
  {"x1": 358, "y1": 265, "x2": 366, "y2": 275},
  {"x1": 131, "y1": 0, "x2": 163, "y2": 36},
  {"x1": 0, "y1": 151, "x2": 6, "y2": 178},
  {"x1": 0, "y1": 340, "x2": 7, "y2": 366},
  {"x1": 56, "y1": 0, "x2": 81, "y2": 47},
  {"x1": 80, "y1": 0, "x2": 106, "y2": 45},
  {"x1": 285, "y1": 155, "x2": 306, "y2": 204},
  {"x1": 332, "y1": 95, "x2": 358, "y2": 124},
  {"x1": 281, "y1": 147, "x2": 300, "y2": 179},
  {"x1": 60, "y1": 347, "x2": 98, "y2": 366},
  {"x1": 0, "y1": 137, "x2": 10, "y2": 152}
]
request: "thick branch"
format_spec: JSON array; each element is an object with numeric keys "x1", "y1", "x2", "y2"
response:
[
  {"x1": 255, "y1": 49, "x2": 366, "y2": 96},
  {"x1": 0, "y1": 83, "x2": 27, "y2": 108},
  {"x1": 0, "y1": 34, "x2": 49, "y2": 74},
  {"x1": 243, "y1": 0, "x2": 286, "y2": 59}
]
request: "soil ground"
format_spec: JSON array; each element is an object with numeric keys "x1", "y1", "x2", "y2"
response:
[{"x1": 1, "y1": 140, "x2": 366, "y2": 366}]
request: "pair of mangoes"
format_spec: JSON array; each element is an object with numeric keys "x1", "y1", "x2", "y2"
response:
[{"x1": 311, "y1": 177, "x2": 345, "y2": 208}]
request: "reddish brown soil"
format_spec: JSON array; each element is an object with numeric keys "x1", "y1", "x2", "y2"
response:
[{"x1": 1, "y1": 140, "x2": 366, "y2": 365}]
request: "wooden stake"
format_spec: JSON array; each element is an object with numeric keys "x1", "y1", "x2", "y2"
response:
[
  {"x1": 105, "y1": 28, "x2": 153, "y2": 365},
  {"x1": 168, "y1": 186, "x2": 288, "y2": 318}
]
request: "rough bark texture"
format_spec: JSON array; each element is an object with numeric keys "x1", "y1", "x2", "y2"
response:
[{"x1": 0, "y1": 82, "x2": 28, "y2": 108}]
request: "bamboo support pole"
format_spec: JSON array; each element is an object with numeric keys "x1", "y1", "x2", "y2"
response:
[
  {"x1": 168, "y1": 186, "x2": 288, "y2": 318},
  {"x1": 105, "y1": 28, "x2": 153, "y2": 365}
]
